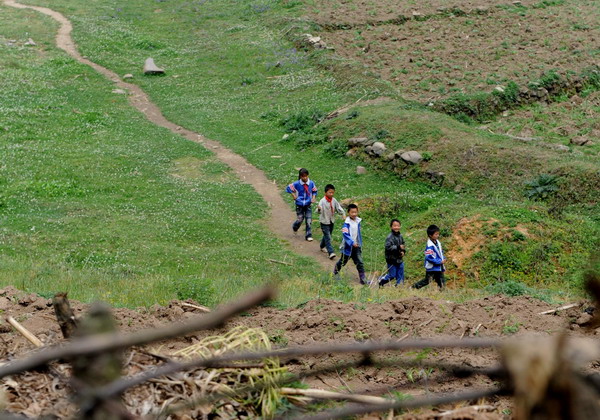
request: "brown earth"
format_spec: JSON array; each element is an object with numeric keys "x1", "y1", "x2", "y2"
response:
[
  {"x1": 487, "y1": 91, "x2": 600, "y2": 155},
  {"x1": 304, "y1": 0, "x2": 542, "y2": 27},
  {"x1": 1, "y1": 285, "x2": 597, "y2": 418},
  {"x1": 310, "y1": 1, "x2": 599, "y2": 102},
  {"x1": 447, "y1": 216, "x2": 530, "y2": 283}
]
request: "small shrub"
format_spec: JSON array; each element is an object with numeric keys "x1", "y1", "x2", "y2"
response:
[
  {"x1": 524, "y1": 174, "x2": 559, "y2": 201},
  {"x1": 279, "y1": 109, "x2": 325, "y2": 133},
  {"x1": 486, "y1": 279, "x2": 528, "y2": 296},
  {"x1": 509, "y1": 230, "x2": 527, "y2": 242},
  {"x1": 354, "y1": 330, "x2": 370, "y2": 341},
  {"x1": 269, "y1": 330, "x2": 289, "y2": 346},
  {"x1": 323, "y1": 138, "x2": 348, "y2": 157},
  {"x1": 345, "y1": 110, "x2": 360, "y2": 120},
  {"x1": 421, "y1": 151, "x2": 433, "y2": 161},
  {"x1": 372, "y1": 129, "x2": 391, "y2": 140},
  {"x1": 502, "y1": 319, "x2": 520, "y2": 335}
]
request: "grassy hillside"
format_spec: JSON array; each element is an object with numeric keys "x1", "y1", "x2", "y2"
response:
[{"x1": 1, "y1": 0, "x2": 598, "y2": 306}]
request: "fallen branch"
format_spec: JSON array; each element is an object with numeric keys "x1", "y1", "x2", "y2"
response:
[
  {"x1": 0, "y1": 286, "x2": 274, "y2": 379},
  {"x1": 159, "y1": 356, "x2": 503, "y2": 418},
  {"x1": 287, "y1": 387, "x2": 506, "y2": 420},
  {"x1": 6, "y1": 316, "x2": 43, "y2": 348},
  {"x1": 267, "y1": 258, "x2": 292, "y2": 266},
  {"x1": 419, "y1": 318, "x2": 434, "y2": 327},
  {"x1": 181, "y1": 302, "x2": 211, "y2": 313},
  {"x1": 94, "y1": 337, "x2": 499, "y2": 400},
  {"x1": 485, "y1": 128, "x2": 542, "y2": 142},
  {"x1": 280, "y1": 387, "x2": 389, "y2": 405},
  {"x1": 439, "y1": 404, "x2": 495, "y2": 417},
  {"x1": 537, "y1": 303, "x2": 579, "y2": 315}
]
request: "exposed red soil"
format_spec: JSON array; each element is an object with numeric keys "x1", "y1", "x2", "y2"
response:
[{"x1": 1, "y1": 286, "x2": 597, "y2": 418}]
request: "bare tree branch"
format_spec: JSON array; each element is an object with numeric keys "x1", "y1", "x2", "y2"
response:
[
  {"x1": 0, "y1": 286, "x2": 274, "y2": 379},
  {"x1": 94, "y1": 338, "x2": 499, "y2": 402}
]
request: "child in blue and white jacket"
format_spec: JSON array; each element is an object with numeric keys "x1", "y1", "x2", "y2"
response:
[
  {"x1": 412, "y1": 224, "x2": 446, "y2": 290},
  {"x1": 286, "y1": 168, "x2": 318, "y2": 241},
  {"x1": 333, "y1": 203, "x2": 366, "y2": 285}
]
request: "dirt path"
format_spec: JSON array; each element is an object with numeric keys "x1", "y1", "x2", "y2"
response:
[{"x1": 4, "y1": 0, "x2": 333, "y2": 271}]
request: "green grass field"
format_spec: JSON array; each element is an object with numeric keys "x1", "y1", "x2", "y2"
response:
[{"x1": 1, "y1": 0, "x2": 598, "y2": 307}]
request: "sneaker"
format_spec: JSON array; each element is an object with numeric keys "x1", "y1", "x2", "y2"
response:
[
  {"x1": 306, "y1": 237, "x2": 314, "y2": 242},
  {"x1": 320, "y1": 247, "x2": 327, "y2": 253},
  {"x1": 328, "y1": 253, "x2": 336, "y2": 260}
]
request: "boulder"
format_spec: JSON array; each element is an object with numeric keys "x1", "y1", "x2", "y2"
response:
[
  {"x1": 346, "y1": 149, "x2": 357, "y2": 157},
  {"x1": 400, "y1": 151, "x2": 423, "y2": 165},
  {"x1": 123, "y1": 74, "x2": 134, "y2": 80},
  {"x1": 383, "y1": 152, "x2": 396, "y2": 162},
  {"x1": 143, "y1": 58, "x2": 165, "y2": 75},
  {"x1": 356, "y1": 166, "x2": 367, "y2": 175},
  {"x1": 365, "y1": 145, "x2": 373, "y2": 155},
  {"x1": 371, "y1": 141, "x2": 386, "y2": 157},
  {"x1": 347, "y1": 137, "x2": 370, "y2": 147},
  {"x1": 303, "y1": 34, "x2": 327, "y2": 49},
  {"x1": 570, "y1": 136, "x2": 592, "y2": 146},
  {"x1": 24, "y1": 38, "x2": 36, "y2": 46},
  {"x1": 112, "y1": 88, "x2": 127, "y2": 94}
]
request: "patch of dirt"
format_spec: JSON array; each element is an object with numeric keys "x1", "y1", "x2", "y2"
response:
[
  {"x1": 1, "y1": 286, "x2": 597, "y2": 419},
  {"x1": 311, "y1": 3, "x2": 599, "y2": 102},
  {"x1": 304, "y1": 0, "x2": 541, "y2": 27},
  {"x1": 447, "y1": 216, "x2": 530, "y2": 281}
]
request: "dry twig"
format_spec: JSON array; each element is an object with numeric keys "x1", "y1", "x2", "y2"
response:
[
  {"x1": 0, "y1": 287, "x2": 274, "y2": 379},
  {"x1": 6, "y1": 316, "x2": 43, "y2": 348}
]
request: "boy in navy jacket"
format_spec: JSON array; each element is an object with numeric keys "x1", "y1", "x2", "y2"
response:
[
  {"x1": 413, "y1": 224, "x2": 446, "y2": 290},
  {"x1": 286, "y1": 168, "x2": 317, "y2": 241},
  {"x1": 333, "y1": 203, "x2": 366, "y2": 284}
]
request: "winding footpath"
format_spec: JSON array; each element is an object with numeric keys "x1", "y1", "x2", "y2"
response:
[{"x1": 5, "y1": 0, "x2": 332, "y2": 270}]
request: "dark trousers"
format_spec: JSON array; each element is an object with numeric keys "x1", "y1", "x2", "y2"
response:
[
  {"x1": 320, "y1": 223, "x2": 334, "y2": 254},
  {"x1": 334, "y1": 247, "x2": 365, "y2": 283},
  {"x1": 293, "y1": 204, "x2": 312, "y2": 238},
  {"x1": 413, "y1": 271, "x2": 445, "y2": 290}
]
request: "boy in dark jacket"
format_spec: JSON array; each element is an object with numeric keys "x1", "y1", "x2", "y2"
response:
[
  {"x1": 412, "y1": 224, "x2": 446, "y2": 290},
  {"x1": 286, "y1": 168, "x2": 317, "y2": 241},
  {"x1": 378, "y1": 219, "x2": 406, "y2": 287}
]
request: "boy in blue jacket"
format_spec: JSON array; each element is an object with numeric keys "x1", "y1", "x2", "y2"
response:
[
  {"x1": 333, "y1": 204, "x2": 366, "y2": 285},
  {"x1": 412, "y1": 224, "x2": 446, "y2": 290},
  {"x1": 286, "y1": 168, "x2": 317, "y2": 241}
]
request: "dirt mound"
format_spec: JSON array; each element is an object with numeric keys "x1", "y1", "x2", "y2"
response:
[{"x1": 1, "y1": 286, "x2": 596, "y2": 418}]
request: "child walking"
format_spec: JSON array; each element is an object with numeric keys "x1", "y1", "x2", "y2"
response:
[
  {"x1": 412, "y1": 224, "x2": 446, "y2": 290},
  {"x1": 317, "y1": 184, "x2": 346, "y2": 260},
  {"x1": 286, "y1": 168, "x2": 317, "y2": 241},
  {"x1": 333, "y1": 204, "x2": 366, "y2": 285},
  {"x1": 378, "y1": 219, "x2": 406, "y2": 287}
]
